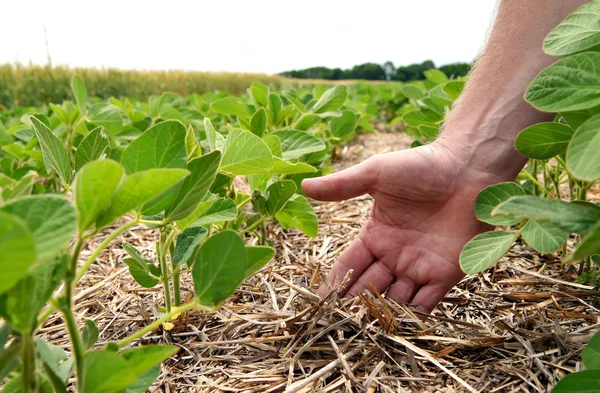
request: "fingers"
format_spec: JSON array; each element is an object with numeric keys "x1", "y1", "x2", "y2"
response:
[
  {"x1": 410, "y1": 283, "x2": 454, "y2": 318},
  {"x1": 302, "y1": 156, "x2": 380, "y2": 201},
  {"x1": 317, "y1": 235, "x2": 374, "y2": 297},
  {"x1": 385, "y1": 276, "x2": 418, "y2": 304},
  {"x1": 345, "y1": 261, "x2": 395, "y2": 298}
]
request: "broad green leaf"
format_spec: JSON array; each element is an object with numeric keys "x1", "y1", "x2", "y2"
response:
[
  {"x1": 30, "y1": 116, "x2": 71, "y2": 183},
  {"x1": 251, "y1": 189, "x2": 268, "y2": 215},
  {"x1": 124, "y1": 365, "x2": 161, "y2": 393},
  {"x1": 122, "y1": 242, "x2": 160, "y2": 288},
  {"x1": 570, "y1": 220, "x2": 600, "y2": 261},
  {"x1": 460, "y1": 231, "x2": 518, "y2": 274},
  {"x1": 267, "y1": 93, "x2": 283, "y2": 124},
  {"x1": 1, "y1": 196, "x2": 76, "y2": 262},
  {"x1": 192, "y1": 230, "x2": 247, "y2": 308},
  {"x1": 273, "y1": 130, "x2": 327, "y2": 160},
  {"x1": 275, "y1": 194, "x2": 318, "y2": 237},
  {"x1": 96, "y1": 168, "x2": 189, "y2": 228},
  {"x1": 121, "y1": 120, "x2": 187, "y2": 174},
  {"x1": 211, "y1": 97, "x2": 251, "y2": 117},
  {"x1": 282, "y1": 90, "x2": 306, "y2": 113},
  {"x1": 204, "y1": 118, "x2": 217, "y2": 152},
  {"x1": 543, "y1": 1, "x2": 600, "y2": 56},
  {"x1": 0, "y1": 212, "x2": 36, "y2": 294},
  {"x1": 310, "y1": 85, "x2": 347, "y2": 114},
  {"x1": 187, "y1": 197, "x2": 237, "y2": 228},
  {"x1": 266, "y1": 157, "x2": 317, "y2": 174},
  {"x1": 494, "y1": 196, "x2": 600, "y2": 234},
  {"x1": 583, "y1": 331, "x2": 600, "y2": 370},
  {"x1": 551, "y1": 370, "x2": 600, "y2": 393},
  {"x1": 165, "y1": 150, "x2": 221, "y2": 222},
  {"x1": 185, "y1": 125, "x2": 196, "y2": 158},
  {"x1": 424, "y1": 69, "x2": 448, "y2": 84},
  {"x1": 567, "y1": 114, "x2": 600, "y2": 181},
  {"x1": 87, "y1": 103, "x2": 123, "y2": 135},
  {"x1": 402, "y1": 109, "x2": 442, "y2": 127},
  {"x1": 400, "y1": 84, "x2": 424, "y2": 100},
  {"x1": 71, "y1": 75, "x2": 88, "y2": 108},
  {"x1": 419, "y1": 125, "x2": 439, "y2": 141},
  {"x1": 221, "y1": 129, "x2": 274, "y2": 175},
  {"x1": 74, "y1": 160, "x2": 124, "y2": 231},
  {"x1": 251, "y1": 82, "x2": 269, "y2": 107},
  {"x1": 443, "y1": 81, "x2": 465, "y2": 100},
  {"x1": 266, "y1": 180, "x2": 297, "y2": 216},
  {"x1": 475, "y1": 182, "x2": 525, "y2": 226},
  {"x1": 82, "y1": 320, "x2": 99, "y2": 350},
  {"x1": 515, "y1": 122, "x2": 574, "y2": 159},
  {"x1": 35, "y1": 339, "x2": 74, "y2": 392},
  {"x1": 121, "y1": 345, "x2": 178, "y2": 381},
  {"x1": 263, "y1": 134, "x2": 282, "y2": 158},
  {"x1": 521, "y1": 220, "x2": 568, "y2": 254},
  {"x1": 172, "y1": 227, "x2": 208, "y2": 266},
  {"x1": 75, "y1": 127, "x2": 110, "y2": 171},
  {"x1": 250, "y1": 108, "x2": 267, "y2": 137},
  {"x1": 329, "y1": 111, "x2": 359, "y2": 139},
  {"x1": 245, "y1": 246, "x2": 276, "y2": 278},
  {"x1": 561, "y1": 106, "x2": 600, "y2": 129},
  {"x1": 526, "y1": 53, "x2": 600, "y2": 112},
  {"x1": 1, "y1": 171, "x2": 36, "y2": 201}
]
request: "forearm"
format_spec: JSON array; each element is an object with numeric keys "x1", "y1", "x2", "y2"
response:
[{"x1": 437, "y1": 0, "x2": 590, "y2": 181}]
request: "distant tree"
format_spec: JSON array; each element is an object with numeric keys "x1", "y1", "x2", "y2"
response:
[
  {"x1": 439, "y1": 62, "x2": 471, "y2": 78},
  {"x1": 383, "y1": 61, "x2": 395, "y2": 80}
]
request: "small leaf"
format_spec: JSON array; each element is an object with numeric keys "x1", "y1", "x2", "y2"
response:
[
  {"x1": 460, "y1": 231, "x2": 517, "y2": 274},
  {"x1": 204, "y1": 118, "x2": 217, "y2": 152},
  {"x1": 165, "y1": 150, "x2": 221, "y2": 222},
  {"x1": 250, "y1": 108, "x2": 267, "y2": 137},
  {"x1": 0, "y1": 212, "x2": 36, "y2": 294},
  {"x1": 493, "y1": 196, "x2": 600, "y2": 234},
  {"x1": 30, "y1": 116, "x2": 71, "y2": 184},
  {"x1": 329, "y1": 111, "x2": 359, "y2": 140},
  {"x1": 245, "y1": 246, "x2": 275, "y2": 278},
  {"x1": 74, "y1": 160, "x2": 124, "y2": 231},
  {"x1": 424, "y1": 69, "x2": 448, "y2": 84},
  {"x1": 121, "y1": 120, "x2": 187, "y2": 174},
  {"x1": 266, "y1": 180, "x2": 297, "y2": 216},
  {"x1": 193, "y1": 231, "x2": 247, "y2": 308},
  {"x1": 75, "y1": 127, "x2": 110, "y2": 171},
  {"x1": 172, "y1": 227, "x2": 208, "y2": 266},
  {"x1": 1, "y1": 171, "x2": 36, "y2": 201},
  {"x1": 567, "y1": 114, "x2": 600, "y2": 181},
  {"x1": 551, "y1": 370, "x2": 600, "y2": 393},
  {"x1": 402, "y1": 109, "x2": 442, "y2": 127},
  {"x1": 87, "y1": 103, "x2": 123, "y2": 135},
  {"x1": 543, "y1": 1, "x2": 600, "y2": 56},
  {"x1": 211, "y1": 97, "x2": 251, "y2": 117},
  {"x1": 275, "y1": 194, "x2": 318, "y2": 237},
  {"x1": 515, "y1": 122, "x2": 574, "y2": 159},
  {"x1": 1, "y1": 196, "x2": 77, "y2": 262},
  {"x1": 221, "y1": 129, "x2": 274, "y2": 175},
  {"x1": 251, "y1": 82, "x2": 269, "y2": 107},
  {"x1": 569, "y1": 220, "x2": 600, "y2": 261},
  {"x1": 475, "y1": 182, "x2": 525, "y2": 226},
  {"x1": 526, "y1": 53, "x2": 600, "y2": 112},
  {"x1": 82, "y1": 320, "x2": 99, "y2": 350},
  {"x1": 186, "y1": 198, "x2": 237, "y2": 228},
  {"x1": 521, "y1": 220, "x2": 568, "y2": 254},
  {"x1": 400, "y1": 84, "x2": 424, "y2": 100},
  {"x1": 310, "y1": 85, "x2": 347, "y2": 114},
  {"x1": 583, "y1": 331, "x2": 600, "y2": 370},
  {"x1": 273, "y1": 130, "x2": 327, "y2": 160},
  {"x1": 263, "y1": 135, "x2": 282, "y2": 157},
  {"x1": 71, "y1": 75, "x2": 88, "y2": 108},
  {"x1": 266, "y1": 157, "x2": 317, "y2": 174}
]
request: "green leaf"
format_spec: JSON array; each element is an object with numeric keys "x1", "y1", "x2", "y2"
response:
[
  {"x1": 74, "y1": 160, "x2": 124, "y2": 231},
  {"x1": 266, "y1": 157, "x2": 317, "y2": 174},
  {"x1": 543, "y1": 1, "x2": 600, "y2": 56},
  {"x1": 221, "y1": 129, "x2": 274, "y2": 175},
  {"x1": 30, "y1": 116, "x2": 71, "y2": 184},
  {"x1": 186, "y1": 197, "x2": 237, "y2": 228},
  {"x1": 251, "y1": 82, "x2": 269, "y2": 107},
  {"x1": 493, "y1": 196, "x2": 600, "y2": 234},
  {"x1": 266, "y1": 180, "x2": 297, "y2": 216},
  {"x1": 121, "y1": 120, "x2": 187, "y2": 174},
  {"x1": 521, "y1": 220, "x2": 568, "y2": 254},
  {"x1": 275, "y1": 194, "x2": 318, "y2": 237},
  {"x1": 1, "y1": 171, "x2": 37, "y2": 201},
  {"x1": 211, "y1": 97, "x2": 251, "y2": 117},
  {"x1": 122, "y1": 243, "x2": 160, "y2": 288},
  {"x1": 87, "y1": 103, "x2": 123, "y2": 135},
  {"x1": 172, "y1": 227, "x2": 208, "y2": 266},
  {"x1": 475, "y1": 182, "x2": 526, "y2": 226},
  {"x1": 263, "y1": 134, "x2": 282, "y2": 158},
  {"x1": 443, "y1": 81, "x2": 465, "y2": 100},
  {"x1": 82, "y1": 320, "x2": 99, "y2": 350},
  {"x1": 515, "y1": 122, "x2": 574, "y2": 159},
  {"x1": 267, "y1": 93, "x2": 283, "y2": 124},
  {"x1": 75, "y1": 127, "x2": 110, "y2": 171},
  {"x1": 121, "y1": 345, "x2": 178, "y2": 381},
  {"x1": 0, "y1": 212, "x2": 35, "y2": 294},
  {"x1": 192, "y1": 231, "x2": 247, "y2": 308},
  {"x1": 460, "y1": 231, "x2": 518, "y2": 274},
  {"x1": 551, "y1": 370, "x2": 600, "y2": 393},
  {"x1": 185, "y1": 125, "x2": 196, "y2": 157},
  {"x1": 204, "y1": 118, "x2": 217, "y2": 152},
  {"x1": 124, "y1": 365, "x2": 161, "y2": 393},
  {"x1": 526, "y1": 53, "x2": 600, "y2": 112},
  {"x1": 329, "y1": 111, "x2": 359, "y2": 140},
  {"x1": 570, "y1": 220, "x2": 600, "y2": 261},
  {"x1": 273, "y1": 130, "x2": 327, "y2": 160},
  {"x1": 400, "y1": 84, "x2": 424, "y2": 100},
  {"x1": 310, "y1": 85, "x2": 347, "y2": 114},
  {"x1": 1, "y1": 196, "x2": 76, "y2": 262},
  {"x1": 402, "y1": 109, "x2": 442, "y2": 127},
  {"x1": 561, "y1": 106, "x2": 600, "y2": 129},
  {"x1": 0, "y1": 340, "x2": 20, "y2": 381},
  {"x1": 567, "y1": 114, "x2": 600, "y2": 181},
  {"x1": 36, "y1": 339, "x2": 74, "y2": 392},
  {"x1": 245, "y1": 246, "x2": 275, "y2": 278},
  {"x1": 424, "y1": 69, "x2": 448, "y2": 84},
  {"x1": 71, "y1": 75, "x2": 88, "y2": 108},
  {"x1": 583, "y1": 331, "x2": 600, "y2": 370},
  {"x1": 96, "y1": 168, "x2": 189, "y2": 228},
  {"x1": 250, "y1": 108, "x2": 267, "y2": 137},
  {"x1": 282, "y1": 90, "x2": 306, "y2": 113},
  {"x1": 82, "y1": 351, "x2": 133, "y2": 393},
  {"x1": 165, "y1": 150, "x2": 221, "y2": 222}
]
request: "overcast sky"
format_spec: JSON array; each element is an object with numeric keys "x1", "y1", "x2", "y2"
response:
[{"x1": 1, "y1": 1, "x2": 498, "y2": 75}]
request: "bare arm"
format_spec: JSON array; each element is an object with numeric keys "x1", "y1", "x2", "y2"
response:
[{"x1": 437, "y1": 0, "x2": 591, "y2": 180}]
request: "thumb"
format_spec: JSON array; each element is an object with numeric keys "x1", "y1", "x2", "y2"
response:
[{"x1": 302, "y1": 156, "x2": 381, "y2": 201}]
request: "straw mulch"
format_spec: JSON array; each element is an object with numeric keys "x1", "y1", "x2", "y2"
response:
[{"x1": 39, "y1": 129, "x2": 600, "y2": 393}]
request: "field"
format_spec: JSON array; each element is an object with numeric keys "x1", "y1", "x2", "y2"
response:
[{"x1": 1, "y1": 3, "x2": 600, "y2": 392}]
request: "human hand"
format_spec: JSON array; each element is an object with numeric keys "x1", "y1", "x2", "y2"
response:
[{"x1": 302, "y1": 142, "x2": 506, "y2": 315}]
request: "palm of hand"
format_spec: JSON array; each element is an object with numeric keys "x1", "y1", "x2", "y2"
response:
[{"x1": 302, "y1": 144, "x2": 499, "y2": 314}]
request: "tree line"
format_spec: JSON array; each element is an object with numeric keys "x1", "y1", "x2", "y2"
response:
[{"x1": 280, "y1": 60, "x2": 470, "y2": 82}]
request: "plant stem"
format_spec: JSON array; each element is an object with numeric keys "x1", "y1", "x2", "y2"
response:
[
  {"x1": 21, "y1": 331, "x2": 36, "y2": 393},
  {"x1": 159, "y1": 229, "x2": 176, "y2": 314},
  {"x1": 243, "y1": 216, "x2": 266, "y2": 234},
  {"x1": 115, "y1": 298, "x2": 200, "y2": 348},
  {"x1": 173, "y1": 267, "x2": 181, "y2": 307},
  {"x1": 520, "y1": 169, "x2": 554, "y2": 198}
]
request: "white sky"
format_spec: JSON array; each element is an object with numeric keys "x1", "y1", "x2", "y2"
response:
[{"x1": 1, "y1": 1, "x2": 498, "y2": 75}]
